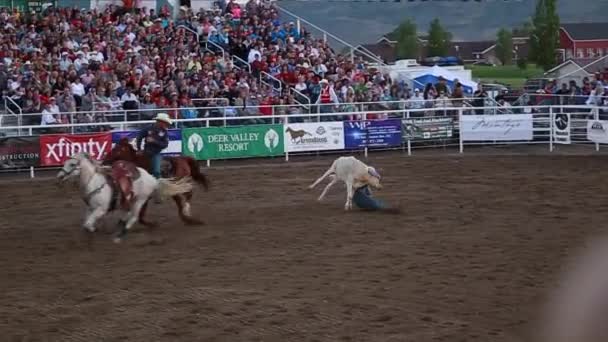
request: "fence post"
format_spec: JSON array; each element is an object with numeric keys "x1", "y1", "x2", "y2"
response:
[
  {"x1": 549, "y1": 107, "x2": 554, "y2": 152},
  {"x1": 595, "y1": 106, "x2": 600, "y2": 152},
  {"x1": 406, "y1": 111, "x2": 411, "y2": 156},
  {"x1": 459, "y1": 109, "x2": 464, "y2": 154},
  {"x1": 29, "y1": 166, "x2": 35, "y2": 178},
  {"x1": 206, "y1": 119, "x2": 211, "y2": 168}
]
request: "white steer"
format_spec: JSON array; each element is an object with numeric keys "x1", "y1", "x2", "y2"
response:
[{"x1": 309, "y1": 156, "x2": 382, "y2": 210}]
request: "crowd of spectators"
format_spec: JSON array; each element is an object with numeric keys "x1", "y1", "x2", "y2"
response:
[
  {"x1": 0, "y1": 0, "x2": 443, "y2": 130},
  {"x1": 2, "y1": 0, "x2": 607, "y2": 131}
]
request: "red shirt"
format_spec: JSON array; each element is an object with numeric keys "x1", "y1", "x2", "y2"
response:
[
  {"x1": 259, "y1": 98, "x2": 273, "y2": 116},
  {"x1": 279, "y1": 71, "x2": 297, "y2": 85}
]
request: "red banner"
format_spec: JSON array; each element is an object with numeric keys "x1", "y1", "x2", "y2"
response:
[{"x1": 39, "y1": 132, "x2": 112, "y2": 166}]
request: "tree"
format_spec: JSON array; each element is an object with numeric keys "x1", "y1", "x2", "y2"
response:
[
  {"x1": 495, "y1": 28, "x2": 513, "y2": 65},
  {"x1": 427, "y1": 18, "x2": 452, "y2": 57},
  {"x1": 512, "y1": 21, "x2": 534, "y2": 38},
  {"x1": 530, "y1": 0, "x2": 560, "y2": 70},
  {"x1": 517, "y1": 57, "x2": 528, "y2": 70},
  {"x1": 394, "y1": 19, "x2": 419, "y2": 60}
]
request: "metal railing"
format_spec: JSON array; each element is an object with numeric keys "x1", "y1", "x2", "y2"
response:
[
  {"x1": 232, "y1": 55, "x2": 251, "y2": 74},
  {"x1": 260, "y1": 71, "x2": 283, "y2": 94},
  {"x1": 275, "y1": 5, "x2": 385, "y2": 65},
  {"x1": 288, "y1": 88, "x2": 312, "y2": 112},
  {"x1": 2, "y1": 96, "x2": 23, "y2": 135},
  {"x1": 204, "y1": 39, "x2": 225, "y2": 60},
  {"x1": 176, "y1": 24, "x2": 200, "y2": 43}
]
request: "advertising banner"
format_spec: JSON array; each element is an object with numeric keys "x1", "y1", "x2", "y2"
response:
[
  {"x1": 284, "y1": 122, "x2": 344, "y2": 152},
  {"x1": 402, "y1": 117, "x2": 453, "y2": 140},
  {"x1": 39, "y1": 132, "x2": 112, "y2": 166},
  {"x1": 344, "y1": 119, "x2": 402, "y2": 148},
  {"x1": 553, "y1": 113, "x2": 571, "y2": 144},
  {"x1": 460, "y1": 114, "x2": 533, "y2": 141},
  {"x1": 0, "y1": 136, "x2": 40, "y2": 168},
  {"x1": 587, "y1": 120, "x2": 608, "y2": 144},
  {"x1": 111, "y1": 129, "x2": 182, "y2": 155},
  {"x1": 182, "y1": 125, "x2": 284, "y2": 160}
]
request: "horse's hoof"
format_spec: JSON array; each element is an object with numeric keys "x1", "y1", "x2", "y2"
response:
[{"x1": 113, "y1": 237, "x2": 122, "y2": 244}]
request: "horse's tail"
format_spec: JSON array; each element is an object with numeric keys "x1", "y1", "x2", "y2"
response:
[
  {"x1": 156, "y1": 176, "x2": 195, "y2": 199},
  {"x1": 183, "y1": 157, "x2": 210, "y2": 191}
]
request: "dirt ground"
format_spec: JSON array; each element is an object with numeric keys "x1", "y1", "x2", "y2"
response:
[{"x1": 2, "y1": 151, "x2": 608, "y2": 342}]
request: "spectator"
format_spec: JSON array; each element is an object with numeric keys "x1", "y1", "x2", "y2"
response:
[
  {"x1": 473, "y1": 84, "x2": 487, "y2": 115},
  {"x1": 315, "y1": 79, "x2": 339, "y2": 121}
]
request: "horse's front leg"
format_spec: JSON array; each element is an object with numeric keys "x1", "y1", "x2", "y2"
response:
[{"x1": 83, "y1": 206, "x2": 106, "y2": 232}]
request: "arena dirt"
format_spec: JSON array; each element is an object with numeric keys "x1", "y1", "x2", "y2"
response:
[{"x1": 2, "y1": 151, "x2": 607, "y2": 341}]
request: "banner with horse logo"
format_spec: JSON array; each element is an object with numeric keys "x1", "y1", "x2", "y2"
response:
[
  {"x1": 0, "y1": 136, "x2": 40, "y2": 168},
  {"x1": 182, "y1": 124, "x2": 284, "y2": 160},
  {"x1": 284, "y1": 122, "x2": 344, "y2": 152},
  {"x1": 553, "y1": 113, "x2": 571, "y2": 144},
  {"x1": 39, "y1": 132, "x2": 112, "y2": 166},
  {"x1": 344, "y1": 119, "x2": 402, "y2": 149},
  {"x1": 111, "y1": 130, "x2": 182, "y2": 155}
]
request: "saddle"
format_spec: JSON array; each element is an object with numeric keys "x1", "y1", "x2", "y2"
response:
[{"x1": 109, "y1": 161, "x2": 141, "y2": 210}]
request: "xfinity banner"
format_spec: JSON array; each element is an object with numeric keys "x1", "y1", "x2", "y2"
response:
[
  {"x1": 39, "y1": 132, "x2": 112, "y2": 166},
  {"x1": 284, "y1": 122, "x2": 344, "y2": 152},
  {"x1": 344, "y1": 119, "x2": 402, "y2": 149},
  {"x1": 461, "y1": 114, "x2": 533, "y2": 141},
  {"x1": 111, "y1": 130, "x2": 182, "y2": 155}
]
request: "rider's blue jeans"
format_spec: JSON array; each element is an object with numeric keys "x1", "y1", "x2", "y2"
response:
[{"x1": 149, "y1": 153, "x2": 161, "y2": 178}]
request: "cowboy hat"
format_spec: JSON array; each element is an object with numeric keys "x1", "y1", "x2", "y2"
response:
[{"x1": 154, "y1": 113, "x2": 172, "y2": 125}]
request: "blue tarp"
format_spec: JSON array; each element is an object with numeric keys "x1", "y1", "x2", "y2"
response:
[{"x1": 414, "y1": 74, "x2": 475, "y2": 94}]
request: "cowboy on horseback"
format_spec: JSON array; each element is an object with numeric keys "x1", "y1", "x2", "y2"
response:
[{"x1": 136, "y1": 113, "x2": 171, "y2": 179}]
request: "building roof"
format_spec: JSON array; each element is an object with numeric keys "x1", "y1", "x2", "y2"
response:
[
  {"x1": 561, "y1": 23, "x2": 608, "y2": 41},
  {"x1": 358, "y1": 42, "x2": 397, "y2": 64},
  {"x1": 545, "y1": 56, "x2": 608, "y2": 76}
]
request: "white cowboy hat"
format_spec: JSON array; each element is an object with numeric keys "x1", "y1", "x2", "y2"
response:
[{"x1": 154, "y1": 113, "x2": 172, "y2": 125}]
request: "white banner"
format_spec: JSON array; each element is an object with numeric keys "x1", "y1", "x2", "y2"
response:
[
  {"x1": 284, "y1": 122, "x2": 345, "y2": 152},
  {"x1": 461, "y1": 114, "x2": 533, "y2": 141},
  {"x1": 553, "y1": 113, "x2": 571, "y2": 144},
  {"x1": 587, "y1": 120, "x2": 608, "y2": 144}
]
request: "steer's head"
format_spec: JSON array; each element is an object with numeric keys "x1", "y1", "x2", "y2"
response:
[{"x1": 364, "y1": 166, "x2": 382, "y2": 189}]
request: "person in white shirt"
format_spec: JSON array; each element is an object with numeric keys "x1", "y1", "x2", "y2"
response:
[
  {"x1": 73, "y1": 52, "x2": 88, "y2": 72},
  {"x1": 40, "y1": 100, "x2": 60, "y2": 125},
  {"x1": 406, "y1": 88, "x2": 426, "y2": 117},
  {"x1": 59, "y1": 52, "x2": 72, "y2": 72},
  {"x1": 247, "y1": 47, "x2": 261, "y2": 64}
]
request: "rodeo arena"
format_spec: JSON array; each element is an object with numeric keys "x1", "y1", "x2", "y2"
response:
[{"x1": 4, "y1": 0, "x2": 608, "y2": 341}]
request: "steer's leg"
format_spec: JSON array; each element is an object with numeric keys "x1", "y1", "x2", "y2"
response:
[
  {"x1": 345, "y1": 181, "x2": 354, "y2": 211},
  {"x1": 318, "y1": 175, "x2": 337, "y2": 201}
]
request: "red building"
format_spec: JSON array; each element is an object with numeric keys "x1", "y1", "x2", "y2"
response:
[{"x1": 560, "y1": 23, "x2": 608, "y2": 59}]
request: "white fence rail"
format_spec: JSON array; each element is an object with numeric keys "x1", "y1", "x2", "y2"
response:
[{"x1": 1, "y1": 105, "x2": 607, "y2": 177}]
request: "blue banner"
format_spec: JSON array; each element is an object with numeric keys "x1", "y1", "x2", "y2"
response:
[
  {"x1": 344, "y1": 120, "x2": 402, "y2": 149},
  {"x1": 111, "y1": 129, "x2": 182, "y2": 155}
]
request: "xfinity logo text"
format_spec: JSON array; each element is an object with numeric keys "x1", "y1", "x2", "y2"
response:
[{"x1": 45, "y1": 138, "x2": 108, "y2": 161}]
